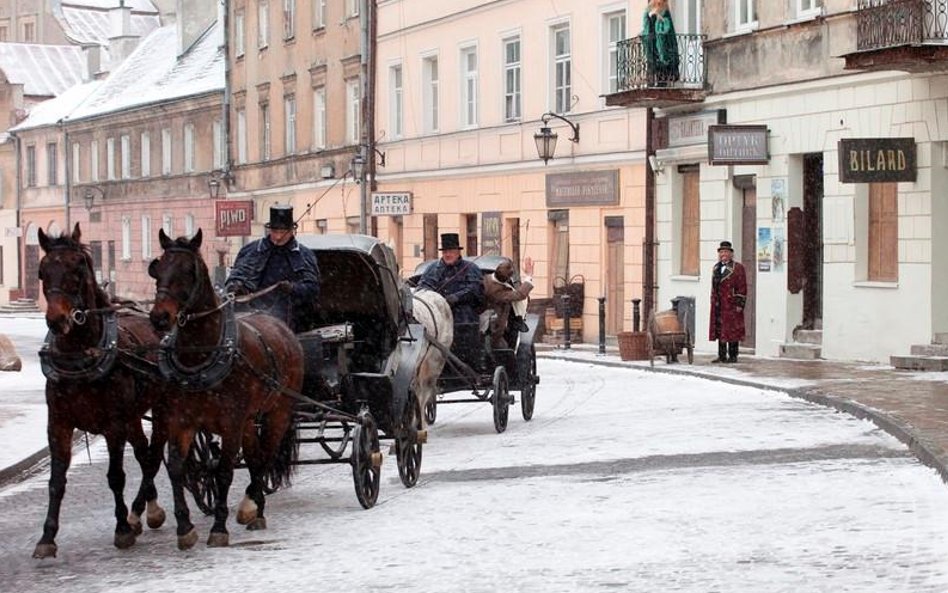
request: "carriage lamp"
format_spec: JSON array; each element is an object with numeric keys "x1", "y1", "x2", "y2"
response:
[{"x1": 534, "y1": 112, "x2": 580, "y2": 164}]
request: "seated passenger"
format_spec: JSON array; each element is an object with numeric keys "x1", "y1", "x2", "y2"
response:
[{"x1": 483, "y1": 257, "x2": 534, "y2": 349}]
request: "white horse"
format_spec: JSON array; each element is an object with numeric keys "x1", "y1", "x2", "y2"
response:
[{"x1": 410, "y1": 288, "x2": 453, "y2": 429}]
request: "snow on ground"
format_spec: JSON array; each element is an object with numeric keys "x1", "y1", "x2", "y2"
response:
[{"x1": 0, "y1": 317, "x2": 49, "y2": 470}]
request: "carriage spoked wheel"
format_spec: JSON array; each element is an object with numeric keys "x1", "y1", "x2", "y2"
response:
[
  {"x1": 424, "y1": 395, "x2": 437, "y2": 425},
  {"x1": 395, "y1": 395, "x2": 423, "y2": 488},
  {"x1": 183, "y1": 429, "x2": 221, "y2": 516},
  {"x1": 318, "y1": 418, "x2": 351, "y2": 460},
  {"x1": 351, "y1": 409, "x2": 382, "y2": 509},
  {"x1": 491, "y1": 366, "x2": 510, "y2": 434},
  {"x1": 519, "y1": 345, "x2": 537, "y2": 422}
]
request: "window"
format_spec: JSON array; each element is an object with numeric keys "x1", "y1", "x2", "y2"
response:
[
  {"x1": 121, "y1": 216, "x2": 131, "y2": 261},
  {"x1": 258, "y1": 2, "x2": 269, "y2": 49},
  {"x1": 260, "y1": 102, "x2": 271, "y2": 160},
  {"x1": 120, "y1": 135, "x2": 131, "y2": 179},
  {"x1": 213, "y1": 119, "x2": 223, "y2": 169},
  {"x1": 552, "y1": 24, "x2": 571, "y2": 113},
  {"x1": 235, "y1": 12, "x2": 245, "y2": 57},
  {"x1": 679, "y1": 168, "x2": 700, "y2": 276},
  {"x1": 460, "y1": 46, "x2": 478, "y2": 128},
  {"x1": 604, "y1": 11, "x2": 626, "y2": 94},
  {"x1": 184, "y1": 213, "x2": 195, "y2": 238},
  {"x1": 22, "y1": 22, "x2": 34, "y2": 43},
  {"x1": 25, "y1": 145, "x2": 35, "y2": 187},
  {"x1": 348, "y1": 0, "x2": 359, "y2": 18},
  {"x1": 140, "y1": 132, "x2": 151, "y2": 177},
  {"x1": 283, "y1": 0, "x2": 295, "y2": 39},
  {"x1": 313, "y1": 0, "x2": 326, "y2": 29},
  {"x1": 236, "y1": 109, "x2": 248, "y2": 164},
  {"x1": 735, "y1": 0, "x2": 757, "y2": 31},
  {"x1": 390, "y1": 65, "x2": 403, "y2": 138},
  {"x1": 503, "y1": 37, "x2": 521, "y2": 122},
  {"x1": 72, "y1": 142, "x2": 80, "y2": 183},
  {"x1": 162, "y1": 213, "x2": 173, "y2": 238},
  {"x1": 161, "y1": 128, "x2": 172, "y2": 175},
  {"x1": 797, "y1": 0, "x2": 822, "y2": 18},
  {"x1": 868, "y1": 182, "x2": 898, "y2": 281},
  {"x1": 284, "y1": 95, "x2": 297, "y2": 154},
  {"x1": 313, "y1": 87, "x2": 326, "y2": 149},
  {"x1": 422, "y1": 56, "x2": 439, "y2": 133},
  {"x1": 90, "y1": 140, "x2": 99, "y2": 182},
  {"x1": 346, "y1": 79, "x2": 360, "y2": 144},
  {"x1": 106, "y1": 137, "x2": 116, "y2": 180},
  {"x1": 141, "y1": 215, "x2": 152, "y2": 259},
  {"x1": 46, "y1": 142, "x2": 57, "y2": 186},
  {"x1": 183, "y1": 124, "x2": 195, "y2": 173}
]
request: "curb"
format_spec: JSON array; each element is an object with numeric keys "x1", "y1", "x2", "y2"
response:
[
  {"x1": 542, "y1": 353, "x2": 948, "y2": 484},
  {"x1": 0, "y1": 432, "x2": 94, "y2": 489}
]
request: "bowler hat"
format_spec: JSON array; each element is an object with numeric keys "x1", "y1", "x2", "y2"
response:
[
  {"x1": 438, "y1": 233, "x2": 463, "y2": 251},
  {"x1": 265, "y1": 205, "x2": 297, "y2": 230},
  {"x1": 717, "y1": 241, "x2": 734, "y2": 252}
]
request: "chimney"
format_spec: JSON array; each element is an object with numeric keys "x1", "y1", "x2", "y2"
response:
[
  {"x1": 108, "y1": 1, "x2": 140, "y2": 69},
  {"x1": 84, "y1": 44, "x2": 105, "y2": 81}
]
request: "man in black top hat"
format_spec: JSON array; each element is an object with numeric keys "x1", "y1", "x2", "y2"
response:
[
  {"x1": 418, "y1": 233, "x2": 484, "y2": 325},
  {"x1": 225, "y1": 204, "x2": 320, "y2": 332}
]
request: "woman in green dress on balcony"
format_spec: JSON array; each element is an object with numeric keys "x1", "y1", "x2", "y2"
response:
[{"x1": 642, "y1": 0, "x2": 680, "y2": 86}]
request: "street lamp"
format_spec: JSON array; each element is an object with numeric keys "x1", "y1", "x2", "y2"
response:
[
  {"x1": 351, "y1": 152, "x2": 366, "y2": 183},
  {"x1": 207, "y1": 171, "x2": 226, "y2": 199},
  {"x1": 534, "y1": 112, "x2": 580, "y2": 164},
  {"x1": 83, "y1": 185, "x2": 105, "y2": 211}
]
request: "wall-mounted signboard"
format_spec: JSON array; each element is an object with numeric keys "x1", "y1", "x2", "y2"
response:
[
  {"x1": 838, "y1": 138, "x2": 916, "y2": 183},
  {"x1": 708, "y1": 125, "x2": 770, "y2": 165}
]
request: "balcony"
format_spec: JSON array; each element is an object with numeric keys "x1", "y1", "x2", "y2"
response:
[
  {"x1": 843, "y1": 0, "x2": 948, "y2": 72},
  {"x1": 605, "y1": 33, "x2": 708, "y2": 109}
]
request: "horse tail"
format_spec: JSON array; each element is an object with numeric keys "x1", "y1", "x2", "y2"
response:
[{"x1": 263, "y1": 419, "x2": 299, "y2": 492}]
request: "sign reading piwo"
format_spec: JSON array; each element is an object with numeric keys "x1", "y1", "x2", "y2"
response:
[{"x1": 215, "y1": 200, "x2": 253, "y2": 237}]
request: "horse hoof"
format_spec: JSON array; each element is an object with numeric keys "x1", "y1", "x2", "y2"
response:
[
  {"x1": 177, "y1": 528, "x2": 199, "y2": 551},
  {"x1": 32, "y1": 543, "x2": 57, "y2": 559},
  {"x1": 128, "y1": 513, "x2": 144, "y2": 535},
  {"x1": 236, "y1": 496, "x2": 258, "y2": 525},
  {"x1": 114, "y1": 530, "x2": 136, "y2": 550},
  {"x1": 246, "y1": 517, "x2": 267, "y2": 531},
  {"x1": 206, "y1": 532, "x2": 229, "y2": 547},
  {"x1": 146, "y1": 505, "x2": 166, "y2": 530}
]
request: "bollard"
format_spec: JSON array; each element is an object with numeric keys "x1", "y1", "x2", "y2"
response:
[
  {"x1": 562, "y1": 294, "x2": 572, "y2": 350},
  {"x1": 598, "y1": 296, "x2": 606, "y2": 355},
  {"x1": 632, "y1": 298, "x2": 642, "y2": 333}
]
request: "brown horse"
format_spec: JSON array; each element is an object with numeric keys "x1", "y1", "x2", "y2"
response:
[
  {"x1": 33, "y1": 223, "x2": 168, "y2": 559},
  {"x1": 148, "y1": 228, "x2": 302, "y2": 550}
]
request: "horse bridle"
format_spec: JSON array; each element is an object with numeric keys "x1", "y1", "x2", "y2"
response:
[
  {"x1": 41, "y1": 244, "x2": 103, "y2": 326},
  {"x1": 154, "y1": 246, "x2": 224, "y2": 326}
]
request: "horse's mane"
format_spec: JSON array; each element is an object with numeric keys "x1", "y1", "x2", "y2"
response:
[{"x1": 45, "y1": 233, "x2": 110, "y2": 307}]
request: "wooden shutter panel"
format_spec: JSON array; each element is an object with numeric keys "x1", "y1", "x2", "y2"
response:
[
  {"x1": 680, "y1": 170, "x2": 700, "y2": 276},
  {"x1": 869, "y1": 182, "x2": 898, "y2": 282}
]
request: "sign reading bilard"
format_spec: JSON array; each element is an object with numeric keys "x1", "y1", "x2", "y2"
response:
[
  {"x1": 707, "y1": 125, "x2": 769, "y2": 165},
  {"x1": 838, "y1": 138, "x2": 916, "y2": 183}
]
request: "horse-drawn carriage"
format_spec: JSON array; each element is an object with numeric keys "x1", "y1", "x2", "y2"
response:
[{"x1": 410, "y1": 256, "x2": 540, "y2": 434}]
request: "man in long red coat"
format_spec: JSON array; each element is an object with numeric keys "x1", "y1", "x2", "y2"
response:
[{"x1": 709, "y1": 240, "x2": 747, "y2": 363}]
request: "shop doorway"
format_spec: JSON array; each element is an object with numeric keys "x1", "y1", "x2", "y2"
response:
[
  {"x1": 737, "y1": 177, "x2": 757, "y2": 350},
  {"x1": 423, "y1": 214, "x2": 438, "y2": 261},
  {"x1": 605, "y1": 217, "x2": 625, "y2": 335},
  {"x1": 803, "y1": 153, "x2": 823, "y2": 329}
]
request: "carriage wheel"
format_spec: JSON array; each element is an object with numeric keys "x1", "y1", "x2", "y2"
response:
[
  {"x1": 424, "y1": 396, "x2": 437, "y2": 425},
  {"x1": 318, "y1": 419, "x2": 351, "y2": 460},
  {"x1": 395, "y1": 395, "x2": 423, "y2": 488},
  {"x1": 351, "y1": 410, "x2": 382, "y2": 509},
  {"x1": 183, "y1": 429, "x2": 220, "y2": 516},
  {"x1": 492, "y1": 366, "x2": 510, "y2": 434},
  {"x1": 519, "y1": 346, "x2": 537, "y2": 422}
]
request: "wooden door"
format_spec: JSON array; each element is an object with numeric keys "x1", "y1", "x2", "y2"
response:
[
  {"x1": 551, "y1": 215, "x2": 569, "y2": 284},
  {"x1": 869, "y1": 182, "x2": 898, "y2": 282},
  {"x1": 24, "y1": 245, "x2": 39, "y2": 300},
  {"x1": 803, "y1": 153, "x2": 823, "y2": 329},
  {"x1": 423, "y1": 214, "x2": 438, "y2": 260},
  {"x1": 606, "y1": 219, "x2": 625, "y2": 335},
  {"x1": 680, "y1": 168, "x2": 700, "y2": 276},
  {"x1": 740, "y1": 187, "x2": 756, "y2": 349}
]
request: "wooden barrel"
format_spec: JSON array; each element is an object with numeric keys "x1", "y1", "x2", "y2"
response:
[{"x1": 653, "y1": 310, "x2": 682, "y2": 334}]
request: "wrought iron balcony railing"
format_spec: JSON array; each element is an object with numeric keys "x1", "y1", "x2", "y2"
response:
[
  {"x1": 856, "y1": 0, "x2": 948, "y2": 51},
  {"x1": 615, "y1": 33, "x2": 707, "y2": 91}
]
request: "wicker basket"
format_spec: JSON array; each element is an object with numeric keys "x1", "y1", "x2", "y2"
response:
[{"x1": 617, "y1": 331, "x2": 648, "y2": 361}]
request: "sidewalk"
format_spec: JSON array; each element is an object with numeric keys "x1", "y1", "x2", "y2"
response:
[{"x1": 538, "y1": 343, "x2": 948, "y2": 484}]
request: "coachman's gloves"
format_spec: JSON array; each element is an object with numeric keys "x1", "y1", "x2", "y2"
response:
[
  {"x1": 228, "y1": 283, "x2": 249, "y2": 296},
  {"x1": 276, "y1": 280, "x2": 294, "y2": 295}
]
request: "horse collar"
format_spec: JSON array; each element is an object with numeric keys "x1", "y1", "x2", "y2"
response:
[
  {"x1": 40, "y1": 311, "x2": 120, "y2": 382},
  {"x1": 157, "y1": 299, "x2": 239, "y2": 390}
]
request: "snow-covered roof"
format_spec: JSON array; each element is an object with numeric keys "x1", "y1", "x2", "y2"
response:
[
  {"x1": 0, "y1": 43, "x2": 85, "y2": 97},
  {"x1": 11, "y1": 80, "x2": 102, "y2": 131},
  {"x1": 58, "y1": 1, "x2": 161, "y2": 47},
  {"x1": 68, "y1": 21, "x2": 224, "y2": 121}
]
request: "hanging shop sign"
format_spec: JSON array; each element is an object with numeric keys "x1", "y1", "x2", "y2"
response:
[
  {"x1": 215, "y1": 200, "x2": 253, "y2": 237},
  {"x1": 708, "y1": 125, "x2": 770, "y2": 165},
  {"x1": 371, "y1": 191, "x2": 412, "y2": 216},
  {"x1": 546, "y1": 170, "x2": 619, "y2": 207},
  {"x1": 667, "y1": 109, "x2": 726, "y2": 148},
  {"x1": 838, "y1": 138, "x2": 916, "y2": 183}
]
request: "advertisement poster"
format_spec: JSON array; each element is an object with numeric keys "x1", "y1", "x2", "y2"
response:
[
  {"x1": 771, "y1": 178, "x2": 786, "y2": 223},
  {"x1": 772, "y1": 227, "x2": 785, "y2": 272},
  {"x1": 757, "y1": 227, "x2": 772, "y2": 272}
]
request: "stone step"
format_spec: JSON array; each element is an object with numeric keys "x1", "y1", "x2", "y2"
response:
[
  {"x1": 911, "y1": 344, "x2": 948, "y2": 356},
  {"x1": 779, "y1": 343, "x2": 821, "y2": 360},
  {"x1": 934, "y1": 333, "x2": 948, "y2": 345},
  {"x1": 890, "y1": 355, "x2": 948, "y2": 372},
  {"x1": 793, "y1": 329, "x2": 823, "y2": 345}
]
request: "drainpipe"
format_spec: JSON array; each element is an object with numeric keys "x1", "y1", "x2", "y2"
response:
[
  {"x1": 644, "y1": 107, "x2": 656, "y2": 317},
  {"x1": 358, "y1": 0, "x2": 370, "y2": 235},
  {"x1": 221, "y1": 0, "x2": 232, "y2": 186},
  {"x1": 61, "y1": 119, "x2": 71, "y2": 232},
  {"x1": 367, "y1": 0, "x2": 378, "y2": 237},
  {"x1": 11, "y1": 130, "x2": 22, "y2": 295}
]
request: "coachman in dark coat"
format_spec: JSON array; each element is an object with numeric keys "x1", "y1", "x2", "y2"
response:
[{"x1": 709, "y1": 241, "x2": 747, "y2": 363}]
